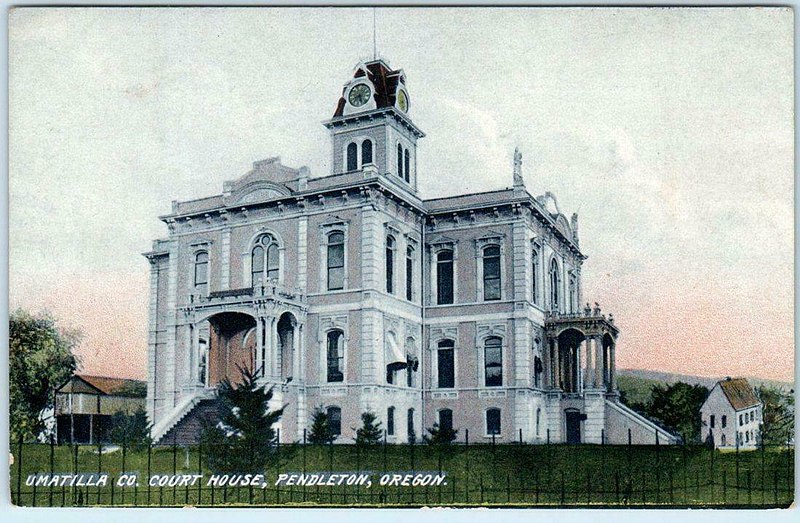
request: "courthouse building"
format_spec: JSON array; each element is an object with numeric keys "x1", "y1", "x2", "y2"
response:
[{"x1": 145, "y1": 58, "x2": 677, "y2": 445}]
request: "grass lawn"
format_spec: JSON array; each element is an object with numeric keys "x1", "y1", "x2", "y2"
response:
[{"x1": 10, "y1": 441, "x2": 794, "y2": 507}]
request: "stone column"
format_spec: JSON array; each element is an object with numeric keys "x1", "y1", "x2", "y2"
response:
[
  {"x1": 584, "y1": 338, "x2": 593, "y2": 390},
  {"x1": 595, "y1": 338, "x2": 604, "y2": 389},
  {"x1": 552, "y1": 338, "x2": 560, "y2": 389},
  {"x1": 610, "y1": 343, "x2": 616, "y2": 390},
  {"x1": 192, "y1": 323, "x2": 200, "y2": 384},
  {"x1": 256, "y1": 316, "x2": 264, "y2": 377}
]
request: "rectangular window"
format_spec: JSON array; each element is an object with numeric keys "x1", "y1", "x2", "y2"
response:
[
  {"x1": 710, "y1": 415, "x2": 715, "y2": 429},
  {"x1": 327, "y1": 236, "x2": 345, "y2": 291},
  {"x1": 386, "y1": 237, "x2": 395, "y2": 294},
  {"x1": 406, "y1": 253, "x2": 414, "y2": 301},
  {"x1": 437, "y1": 347, "x2": 455, "y2": 388},
  {"x1": 722, "y1": 415, "x2": 727, "y2": 428},
  {"x1": 436, "y1": 252, "x2": 454, "y2": 305},
  {"x1": 326, "y1": 331, "x2": 344, "y2": 383},
  {"x1": 387, "y1": 407, "x2": 395, "y2": 436},
  {"x1": 439, "y1": 410, "x2": 453, "y2": 433},
  {"x1": 484, "y1": 339, "x2": 503, "y2": 387},
  {"x1": 483, "y1": 248, "x2": 501, "y2": 301},
  {"x1": 328, "y1": 408, "x2": 341, "y2": 436},
  {"x1": 486, "y1": 409, "x2": 501, "y2": 435},
  {"x1": 407, "y1": 409, "x2": 415, "y2": 440}
]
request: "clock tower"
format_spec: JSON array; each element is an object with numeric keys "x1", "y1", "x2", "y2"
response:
[{"x1": 324, "y1": 59, "x2": 425, "y2": 192}]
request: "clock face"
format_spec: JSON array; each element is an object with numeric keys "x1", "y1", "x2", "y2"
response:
[
  {"x1": 348, "y1": 84, "x2": 371, "y2": 107},
  {"x1": 397, "y1": 90, "x2": 409, "y2": 112}
]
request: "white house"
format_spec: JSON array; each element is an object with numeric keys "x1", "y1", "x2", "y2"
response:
[{"x1": 700, "y1": 377, "x2": 762, "y2": 449}]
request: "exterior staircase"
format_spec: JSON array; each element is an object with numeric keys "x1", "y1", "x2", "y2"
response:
[
  {"x1": 151, "y1": 390, "x2": 219, "y2": 445},
  {"x1": 605, "y1": 398, "x2": 680, "y2": 445}
]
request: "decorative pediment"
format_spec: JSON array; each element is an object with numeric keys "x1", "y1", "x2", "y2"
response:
[
  {"x1": 232, "y1": 181, "x2": 292, "y2": 205},
  {"x1": 476, "y1": 322, "x2": 507, "y2": 341}
]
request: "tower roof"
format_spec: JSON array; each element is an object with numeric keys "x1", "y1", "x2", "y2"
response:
[{"x1": 332, "y1": 59, "x2": 406, "y2": 118}]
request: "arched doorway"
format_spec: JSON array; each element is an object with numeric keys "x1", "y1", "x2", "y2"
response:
[
  {"x1": 207, "y1": 312, "x2": 257, "y2": 386},
  {"x1": 557, "y1": 328, "x2": 585, "y2": 393},
  {"x1": 277, "y1": 312, "x2": 297, "y2": 380},
  {"x1": 564, "y1": 408, "x2": 582, "y2": 444}
]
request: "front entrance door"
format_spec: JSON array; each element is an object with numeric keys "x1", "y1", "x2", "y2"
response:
[{"x1": 565, "y1": 410, "x2": 582, "y2": 444}]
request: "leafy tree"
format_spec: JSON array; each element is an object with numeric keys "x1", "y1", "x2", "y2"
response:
[
  {"x1": 422, "y1": 422, "x2": 458, "y2": 445},
  {"x1": 200, "y1": 366, "x2": 284, "y2": 473},
  {"x1": 10, "y1": 309, "x2": 81, "y2": 441},
  {"x1": 646, "y1": 382, "x2": 709, "y2": 443},
  {"x1": 307, "y1": 406, "x2": 335, "y2": 445},
  {"x1": 353, "y1": 411, "x2": 383, "y2": 446},
  {"x1": 110, "y1": 406, "x2": 152, "y2": 451},
  {"x1": 757, "y1": 385, "x2": 794, "y2": 446}
]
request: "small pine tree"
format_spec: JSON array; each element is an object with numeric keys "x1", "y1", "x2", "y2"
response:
[
  {"x1": 307, "y1": 406, "x2": 335, "y2": 445},
  {"x1": 200, "y1": 366, "x2": 284, "y2": 473},
  {"x1": 354, "y1": 411, "x2": 383, "y2": 446},
  {"x1": 110, "y1": 406, "x2": 152, "y2": 451},
  {"x1": 422, "y1": 422, "x2": 458, "y2": 446}
]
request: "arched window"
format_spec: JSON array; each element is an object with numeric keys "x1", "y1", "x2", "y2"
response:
[
  {"x1": 568, "y1": 274, "x2": 576, "y2": 313},
  {"x1": 482, "y1": 245, "x2": 501, "y2": 301},
  {"x1": 252, "y1": 234, "x2": 280, "y2": 285},
  {"x1": 198, "y1": 338, "x2": 208, "y2": 386},
  {"x1": 397, "y1": 143, "x2": 403, "y2": 177},
  {"x1": 327, "y1": 231, "x2": 345, "y2": 290},
  {"x1": 327, "y1": 406, "x2": 341, "y2": 437},
  {"x1": 533, "y1": 355, "x2": 543, "y2": 388},
  {"x1": 266, "y1": 244, "x2": 279, "y2": 280},
  {"x1": 194, "y1": 251, "x2": 208, "y2": 293},
  {"x1": 436, "y1": 250, "x2": 454, "y2": 305},
  {"x1": 347, "y1": 142, "x2": 358, "y2": 171},
  {"x1": 439, "y1": 409, "x2": 453, "y2": 433},
  {"x1": 407, "y1": 408, "x2": 415, "y2": 441},
  {"x1": 361, "y1": 139, "x2": 373, "y2": 166},
  {"x1": 531, "y1": 248, "x2": 539, "y2": 305},
  {"x1": 437, "y1": 340, "x2": 455, "y2": 388},
  {"x1": 405, "y1": 246, "x2": 414, "y2": 301},
  {"x1": 326, "y1": 330, "x2": 344, "y2": 383},
  {"x1": 251, "y1": 246, "x2": 264, "y2": 286},
  {"x1": 386, "y1": 235, "x2": 395, "y2": 294},
  {"x1": 404, "y1": 148, "x2": 410, "y2": 182},
  {"x1": 387, "y1": 406, "x2": 395, "y2": 436},
  {"x1": 549, "y1": 259, "x2": 560, "y2": 311},
  {"x1": 484, "y1": 336, "x2": 503, "y2": 387},
  {"x1": 486, "y1": 408, "x2": 501, "y2": 436},
  {"x1": 405, "y1": 337, "x2": 416, "y2": 387}
]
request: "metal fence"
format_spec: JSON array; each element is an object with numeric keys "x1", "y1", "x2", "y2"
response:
[{"x1": 10, "y1": 430, "x2": 795, "y2": 508}]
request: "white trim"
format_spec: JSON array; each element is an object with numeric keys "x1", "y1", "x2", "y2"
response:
[
  {"x1": 484, "y1": 407, "x2": 502, "y2": 438},
  {"x1": 242, "y1": 228, "x2": 285, "y2": 287},
  {"x1": 319, "y1": 222, "x2": 349, "y2": 292}
]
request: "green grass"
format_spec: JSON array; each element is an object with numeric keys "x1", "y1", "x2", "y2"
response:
[{"x1": 10, "y1": 442, "x2": 794, "y2": 507}]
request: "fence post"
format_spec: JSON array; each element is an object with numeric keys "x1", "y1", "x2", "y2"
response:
[
  {"x1": 628, "y1": 428, "x2": 632, "y2": 446},
  {"x1": 560, "y1": 471, "x2": 565, "y2": 505},
  {"x1": 147, "y1": 442, "x2": 152, "y2": 505},
  {"x1": 747, "y1": 470, "x2": 752, "y2": 505},
  {"x1": 722, "y1": 466, "x2": 726, "y2": 504},
  {"x1": 586, "y1": 471, "x2": 591, "y2": 505},
  {"x1": 462, "y1": 429, "x2": 469, "y2": 503},
  {"x1": 96, "y1": 435, "x2": 102, "y2": 505},
  {"x1": 197, "y1": 440, "x2": 202, "y2": 505},
  {"x1": 735, "y1": 436, "x2": 740, "y2": 503},
  {"x1": 302, "y1": 429, "x2": 307, "y2": 503},
  {"x1": 773, "y1": 468, "x2": 778, "y2": 505},
  {"x1": 519, "y1": 428, "x2": 523, "y2": 445},
  {"x1": 50, "y1": 434, "x2": 55, "y2": 507},
  {"x1": 506, "y1": 473, "x2": 511, "y2": 502},
  {"x1": 121, "y1": 437, "x2": 128, "y2": 505}
]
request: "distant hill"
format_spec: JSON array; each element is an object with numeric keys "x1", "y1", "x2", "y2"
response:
[{"x1": 616, "y1": 368, "x2": 793, "y2": 405}]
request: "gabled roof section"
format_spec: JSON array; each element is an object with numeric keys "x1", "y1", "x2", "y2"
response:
[
  {"x1": 718, "y1": 377, "x2": 760, "y2": 410},
  {"x1": 57, "y1": 374, "x2": 147, "y2": 398},
  {"x1": 333, "y1": 59, "x2": 405, "y2": 118}
]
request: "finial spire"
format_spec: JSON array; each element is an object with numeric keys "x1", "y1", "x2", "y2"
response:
[
  {"x1": 372, "y1": 8, "x2": 377, "y2": 60},
  {"x1": 513, "y1": 147, "x2": 524, "y2": 188}
]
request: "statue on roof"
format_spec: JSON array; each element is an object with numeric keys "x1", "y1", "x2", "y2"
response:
[{"x1": 513, "y1": 147, "x2": 524, "y2": 188}]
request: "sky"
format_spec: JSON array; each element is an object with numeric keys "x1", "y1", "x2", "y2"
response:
[{"x1": 8, "y1": 7, "x2": 794, "y2": 382}]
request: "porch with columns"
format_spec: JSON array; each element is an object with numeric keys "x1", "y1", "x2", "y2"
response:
[{"x1": 543, "y1": 303, "x2": 619, "y2": 395}]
